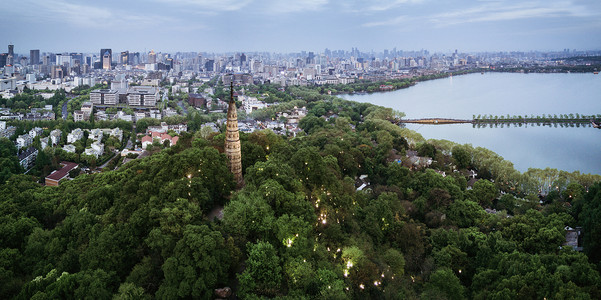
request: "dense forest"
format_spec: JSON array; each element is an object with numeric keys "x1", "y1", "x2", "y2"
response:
[{"x1": 1, "y1": 99, "x2": 601, "y2": 299}]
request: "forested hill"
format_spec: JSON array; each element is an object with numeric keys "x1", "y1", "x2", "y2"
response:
[{"x1": 1, "y1": 101, "x2": 601, "y2": 299}]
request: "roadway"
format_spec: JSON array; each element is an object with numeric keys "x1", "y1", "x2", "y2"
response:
[{"x1": 61, "y1": 95, "x2": 78, "y2": 120}]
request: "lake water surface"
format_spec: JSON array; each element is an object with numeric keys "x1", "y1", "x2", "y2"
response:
[{"x1": 341, "y1": 73, "x2": 601, "y2": 174}]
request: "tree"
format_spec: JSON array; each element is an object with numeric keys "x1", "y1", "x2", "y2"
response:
[
  {"x1": 417, "y1": 142, "x2": 437, "y2": 158},
  {"x1": 421, "y1": 268, "x2": 466, "y2": 300},
  {"x1": 578, "y1": 183, "x2": 601, "y2": 263},
  {"x1": 382, "y1": 248, "x2": 405, "y2": 277},
  {"x1": 157, "y1": 225, "x2": 230, "y2": 299},
  {"x1": 0, "y1": 138, "x2": 22, "y2": 183},
  {"x1": 467, "y1": 179, "x2": 497, "y2": 207},
  {"x1": 497, "y1": 193, "x2": 517, "y2": 214},
  {"x1": 452, "y1": 146, "x2": 471, "y2": 169},
  {"x1": 238, "y1": 241, "x2": 282, "y2": 297},
  {"x1": 447, "y1": 200, "x2": 486, "y2": 228},
  {"x1": 222, "y1": 193, "x2": 275, "y2": 245},
  {"x1": 299, "y1": 115, "x2": 327, "y2": 134},
  {"x1": 114, "y1": 282, "x2": 150, "y2": 300}
]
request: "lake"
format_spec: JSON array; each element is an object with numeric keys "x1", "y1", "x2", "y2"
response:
[{"x1": 341, "y1": 72, "x2": 601, "y2": 174}]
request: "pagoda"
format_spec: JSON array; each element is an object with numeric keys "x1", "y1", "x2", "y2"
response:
[{"x1": 225, "y1": 81, "x2": 243, "y2": 187}]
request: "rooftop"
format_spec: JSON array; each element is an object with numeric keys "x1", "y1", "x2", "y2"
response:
[{"x1": 46, "y1": 161, "x2": 78, "y2": 181}]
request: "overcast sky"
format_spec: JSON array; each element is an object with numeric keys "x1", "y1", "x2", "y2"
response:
[{"x1": 1, "y1": 0, "x2": 600, "y2": 54}]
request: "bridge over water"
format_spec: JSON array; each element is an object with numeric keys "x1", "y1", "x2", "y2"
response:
[
  {"x1": 395, "y1": 117, "x2": 600, "y2": 127},
  {"x1": 397, "y1": 118, "x2": 473, "y2": 125}
]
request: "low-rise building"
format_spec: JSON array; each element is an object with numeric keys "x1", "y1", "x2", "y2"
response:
[
  {"x1": 89, "y1": 128, "x2": 103, "y2": 141},
  {"x1": 84, "y1": 141, "x2": 104, "y2": 158},
  {"x1": 40, "y1": 137, "x2": 50, "y2": 149},
  {"x1": 127, "y1": 86, "x2": 158, "y2": 107},
  {"x1": 67, "y1": 128, "x2": 84, "y2": 143},
  {"x1": 90, "y1": 89, "x2": 119, "y2": 105},
  {"x1": 162, "y1": 108, "x2": 178, "y2": 117},
  {"x1": 188, "y1": 93, "x2": 207, "y2": 107},
  {"x1": 16, "y1": 134, "x2": 33, "y2": 148},
  {"x1": 45, "y1": 162, "x2": 78, "y2": 186},
  {"x1": 63, "y1": 144, "x2": 76, "y2": 153},
  {"x1": 141, "y1": 131, "x2": 179, "y2": 149},
  {"x1": 74, "y1": 110, "x2": 85, "y2": 121},
  {"x1": 147, "y1": 122, "x2": 187, "y2": 134},
  {"x1": 115, "y1": 111, "x2": 134, "y2": 122},
  {"x1": 29, "y1": 127, "x2": 43, "y2": 139},
  {"x1": 81, "y1": 102, "x2": 93, "y2": 120},
  {"x1": 241, "y1": 95, "x2": 267, "y2": 114},
  {"x1": 18, "y1": 146, "x2": 38, "y2": 170},
  {"x1": 50, "y1": 129, "x2": 62, "y2": 146},
  {"x1": 110, "y1": 127, "x2": 123, "y2": 141},
  {"x1": 0, "y1": 125, "x2": 16, "y2": 138}
]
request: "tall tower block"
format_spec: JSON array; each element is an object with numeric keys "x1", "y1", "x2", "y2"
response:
[{"x1": 225, "y1": 81, "x2": 243, "y2": 187}]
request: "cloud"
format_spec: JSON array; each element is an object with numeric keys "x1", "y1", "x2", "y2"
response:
[
  {"x1": 153, "y1": 0, "x2": 252, "y2": 11},
  {"x1": 365, "y1": 0, "x2": 424, "y2": 11},
  {"x1": 362, "y1": 0, "x2": 598, "y2": 28},
  {"x1": 5, "y1": 0, "x2": 173, "y2": 29},
  {"x1": 266, "y1": 0, "x2": 329, "y2": 13},
  {"x1": 362, "y1": 15, "x2": 408, "y2": 27},
  {"x1": 429, "y1": 1, "x2": 596, "y2": 27}
]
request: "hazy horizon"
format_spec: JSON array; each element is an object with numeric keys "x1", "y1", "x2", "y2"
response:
[{"x1": 1, "y1": 0, "x2": 600, "y2": 54}]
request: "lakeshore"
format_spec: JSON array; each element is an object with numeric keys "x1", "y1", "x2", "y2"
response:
[{"x1": 341, "y1": 72, "x2": 601, "y2": 174}]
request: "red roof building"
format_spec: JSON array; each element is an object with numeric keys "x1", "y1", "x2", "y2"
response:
[{"x1": 45, "y1": 162, "x2": 78, "y2": 186}]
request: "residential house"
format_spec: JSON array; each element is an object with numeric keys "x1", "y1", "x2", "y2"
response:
[
  {"x1": 0, "y1": 125, "x2": 16, "y2": 138},
  {"x1": 84, "y1": 141, "x2": 104, "y2": 158},
  {"x1": 141, "y1": 135, "x2": 153, "y2": 149},
  {"x1": 18, "y1": 146, "x2": 38, "y2": 170},
  {"x1": 67, "y1": 128, "x2": 83, "y2": 143},
  {"x1": 110, "y1": 127, "x2": 123, "y2": 141},
  {"x1": 162, "y1": 108, "x2": 178, "y2": 118},
  {"x1": 80, "y1": 102, "x2": 93, "y2": 119},
  {"x1": 115, "y1": 111, "x2": 133, "y2": 122},
  {"x1": 40, "y1": 137, "x2": 49, "y2": 149},
  {"x1": 74, "y1": 110, "x2": 85, "y2": 121},
  {"x1": 28, "y1": 127, "x2": 43, "y2": 139},
  {"x1": 147, "y1": 122, "x2": 187, "y2": 134},
  {"x1": 63, "y1": 144, "x2": 76, "y2": 153},
  {"x1": 141, "y1": 131, "x2": 179, "y2": 149},
  {"x1": 16, "y1": 134, "x2": 33, "y2": 149},
  {"x1": 89, "y1": 128, "x2": 103, "y2": 141},
  {"x1": 50, "y1": 129, "x2": 62, "y2": 146}
]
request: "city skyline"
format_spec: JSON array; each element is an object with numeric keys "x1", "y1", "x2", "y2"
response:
[{"x1": 1, "y1": 0, "x2": 601, "y2": 54}]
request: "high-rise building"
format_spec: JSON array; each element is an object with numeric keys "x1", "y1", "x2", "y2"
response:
[
  {"x1": 51, "y1": 65, "x2": 64, "y2": 79},
  {"x1": 148, "y1": 50, "x2": 156, "y2": 64},
  {"x1": 56, "y1": 54, "x2": 72, "y2": 67},
  {"x1": 120, "y1": 51, "x2": 129, "y2": 65},
  {"x1": 0, "y1": 53, "x2": 7, "y2": 67},
  {"x1": 30, "y1": 50, "x2": 40, "y2": 65},
  {"x1": 225, "y1": 81, "x2": 243, "y2": 187},
  {"x1": 205, "y1": 59, "x2": 214, "y2": 71},
  {"x1": 129, "y1": 52, "x2": 140, "y2": 65},
  {"x1": 6, "y1": 46, "x2": 14, "y2": 66},
  {"x1": 100, "y1": 48, "x2": 112, "y2": 70},
  {"x1": 70, "y1": 53, "x2": 82, "y2": 65}
]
